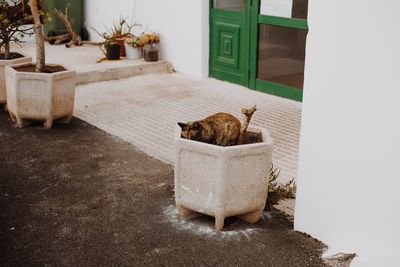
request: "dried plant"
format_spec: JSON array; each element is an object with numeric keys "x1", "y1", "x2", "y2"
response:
[
  {"x1": 139, "y1": 32, "x2": 160, "y2": 46},
  {"x1": 266, "y1": 164, "x2": 296, "y2": 211},
  {"x1": 108, "y1": 17, "x2": 133, "y2": 38},
  {"x1": 89, "y1": 17, "x2": 138, "y2": 42}
]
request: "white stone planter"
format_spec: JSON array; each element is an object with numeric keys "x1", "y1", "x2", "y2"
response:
[
  {"x1": 5, "y1": 63, "x2": 76, "y2": 128},
  {"x1": 0, "y1": 55, "x2": 32, "y2": 106},
  {"x1": 174, "y1": 125, "x2": 273, "y2": 230},
  {"x1": 124, "y1": 44, "x2": 142, "y2": 60}
]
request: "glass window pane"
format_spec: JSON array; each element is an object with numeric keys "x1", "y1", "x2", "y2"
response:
[
  {"x1": 260, "y1": 0, "x2": 308, "y2": 19},
  {"x1": 213, "y1": 0, "x2": 246, "y2": 12},
  {"x1": 257, "y1": 24, "x2": 307, "y2": 89}
]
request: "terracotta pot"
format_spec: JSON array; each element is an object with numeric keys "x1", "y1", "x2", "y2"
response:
[{"x1": 115, "y1": 38, "x2": 126, "y2": 57}]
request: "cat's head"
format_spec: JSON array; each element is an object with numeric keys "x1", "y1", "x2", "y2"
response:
[{"x1": 178, "y1": 121, "x2": 202, "y2": 141}]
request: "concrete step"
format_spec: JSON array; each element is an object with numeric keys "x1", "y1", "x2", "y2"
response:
[{"x1": 75, "y1": 60, "x2": 173, "y2": 85}]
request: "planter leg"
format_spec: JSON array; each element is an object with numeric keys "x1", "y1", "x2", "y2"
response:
[
  {"x1": 215, "y1": 215, "x2": 225, "y2": 231},
  {"x1": 57, "y1": 115, "x2": 72, "y2": 124},
  {"x1": 43, "y1": 118, "x2": 53, "y2": 129},
  {"x1": 16, "y1": 116, "x2": 31, "y2": 128},
  {"x1": 238, "y1": 209, "x2": 264, "y2": 224},
  {"x1": 177, "y1": 205, "x2": 201, "y2": 220},
  {"x1": 9, "y1": 112, "x2": 17, "y2": 122}
]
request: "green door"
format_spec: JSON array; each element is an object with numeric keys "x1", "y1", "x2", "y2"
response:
[
  {"x1": 209, "y1": 0, "x2": 250, "y2": 86},
  {"x1": 210, "y1": 0, "x2": 309, "y2": 102}
]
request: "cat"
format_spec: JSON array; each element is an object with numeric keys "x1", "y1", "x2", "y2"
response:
[{"x1": 178, "y1": 112, "x2": 241, "y2": 147}]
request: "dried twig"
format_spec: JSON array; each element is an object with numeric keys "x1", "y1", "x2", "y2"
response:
[
  {"x1": 237, "y1": 105, "x2": 257, "y2": 144},
  {"x1": 53, "y1": 8, "x2": 82, "y2": 47}
]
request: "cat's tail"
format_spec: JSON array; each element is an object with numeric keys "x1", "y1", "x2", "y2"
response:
[{"x1": 238, "y1": 105, "x2": 257, "y2": 144}]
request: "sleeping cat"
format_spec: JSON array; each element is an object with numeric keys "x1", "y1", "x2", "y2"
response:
[{"x1": 178, "y1": 113, "x2": 241, "y2": 147}]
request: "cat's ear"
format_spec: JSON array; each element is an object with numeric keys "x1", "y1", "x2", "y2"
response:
[{"x1": 178, "y1": 122, "x2": 187, "y2": 129}]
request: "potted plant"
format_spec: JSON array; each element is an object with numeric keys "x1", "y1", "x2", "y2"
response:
[
  {"x1": 108, "y1": 17, "x2": 133, "y2": 57},
  {"x1": 124, "y1": 36, "x2": 142, "y2": 60},
  {"x1": 100, "y1": 37, "x2": 120, "y2": 60},
  {"x1": 140, "y1": 32, "x2": 160, "y2": 62},
  {"x1": 5, "y1": 0, "x2": 76, "y2": 129},
  {"x1": 90, "y1": 20, "x2": 132, "y2": 60},
  {"x1": 0, "y1": 0, "x2": 33, "y2": 107},
  {"x1": 174, "y1": 108, "x2": 273, "y2": 231}
]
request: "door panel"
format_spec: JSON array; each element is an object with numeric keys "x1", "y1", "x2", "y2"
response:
[
  {"x1": 210, "y1": 8, "x2": 249, "y2": 86},
  {"x1": 216, "y1": 21, "x2": 240, "y2": 68}
]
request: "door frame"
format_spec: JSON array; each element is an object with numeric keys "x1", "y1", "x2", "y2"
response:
[{"x1": 209, "y1": 0, "x2": 308, "y2": 102}]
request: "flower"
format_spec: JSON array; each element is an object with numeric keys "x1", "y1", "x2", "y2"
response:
[{"x1": 140, "y1": 33, "x2": 160, "y2": 46}]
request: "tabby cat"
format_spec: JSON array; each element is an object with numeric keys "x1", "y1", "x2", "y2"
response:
[{"x1": 178, "y1": 112, "x2": 241, "y2": 147}]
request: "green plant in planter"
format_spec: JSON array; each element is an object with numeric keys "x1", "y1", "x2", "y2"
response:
[
  {"x1": 0, "y1": 0, "x2": 34, "y2": 60},
  {"x1": 4, "y1": 0, "x2": 75, "y2": 129},
  {"x1": 90, "y1": 17, "x2": 140, "y2": 58}
]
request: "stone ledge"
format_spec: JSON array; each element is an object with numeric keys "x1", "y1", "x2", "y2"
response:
[{"x1": 75, "y1": 60, "x2": 174, "y2": 85}]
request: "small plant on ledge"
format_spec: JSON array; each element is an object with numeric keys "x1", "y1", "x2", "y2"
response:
[
  {"x1": 124, "y1": 36, "x2": 142, "y2": 60},
  {"x1": 90, "y1": 17, "x2": 136, "y2": 59},
  {"x1": 140, "y1": 32, "x2": 160, "y2": 62}
]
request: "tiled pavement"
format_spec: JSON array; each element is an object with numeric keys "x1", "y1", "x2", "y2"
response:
[{"x1": 74, "y1": 73, "x2": 302, "y2": 184}]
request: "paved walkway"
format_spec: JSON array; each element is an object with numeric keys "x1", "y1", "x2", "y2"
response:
[{"x1": 74, "y1": 73, "x2": 302, "y2": 183}]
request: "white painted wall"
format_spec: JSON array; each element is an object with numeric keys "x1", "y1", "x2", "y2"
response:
[
  {"x1": 295, "y1": 1, "x2": 400, "y2": 266},
  {"x1": 84, "y1": 0, "x2": 209, "y2": 78}
]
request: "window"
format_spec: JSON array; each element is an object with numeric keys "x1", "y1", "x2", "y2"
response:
[{"x1": 257, "y1": 24, "x2": 307, "y2": 89}]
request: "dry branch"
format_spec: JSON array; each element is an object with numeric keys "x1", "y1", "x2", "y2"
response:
[
  {"x1": 45, "y1": 33, "x2": 70, "y2": 44},
  {"x1": 237, "y1": 105, "x2": 257, "y2": 144},
  {"x1": 52, "y1": 8, "x2": 82, "y2": 47}
]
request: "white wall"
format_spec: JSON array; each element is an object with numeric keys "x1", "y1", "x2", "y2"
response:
[
  {"x1": 84, "y1": 0, "x2": 209, "y2": 78},
  {"x1": 295, "y1": 1, "x2": 400, "y2": 266}
]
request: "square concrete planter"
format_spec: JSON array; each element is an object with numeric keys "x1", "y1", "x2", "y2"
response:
[
  {"x1": 0, "y1": 55, "x2": 32, "y2": 106},
  {"x1": 5, "y1": 63, "x2": 76, "y2": 128},
  {"x1": 174, "y1": 125, "x2": 273, "y2": 231}
]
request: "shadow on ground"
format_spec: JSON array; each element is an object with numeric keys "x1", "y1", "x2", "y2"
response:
[{"x1": 0, "y1": 111, "x2": 326, "y2": 266}]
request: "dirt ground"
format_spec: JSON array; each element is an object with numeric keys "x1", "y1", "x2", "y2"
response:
[{"x1": 0, "y1": 111, "x2": 326, "y2": 267}]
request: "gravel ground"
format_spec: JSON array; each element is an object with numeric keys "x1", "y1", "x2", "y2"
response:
[{"x1": 0, "y1": 111, "x2": 326, "y2": 266}]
